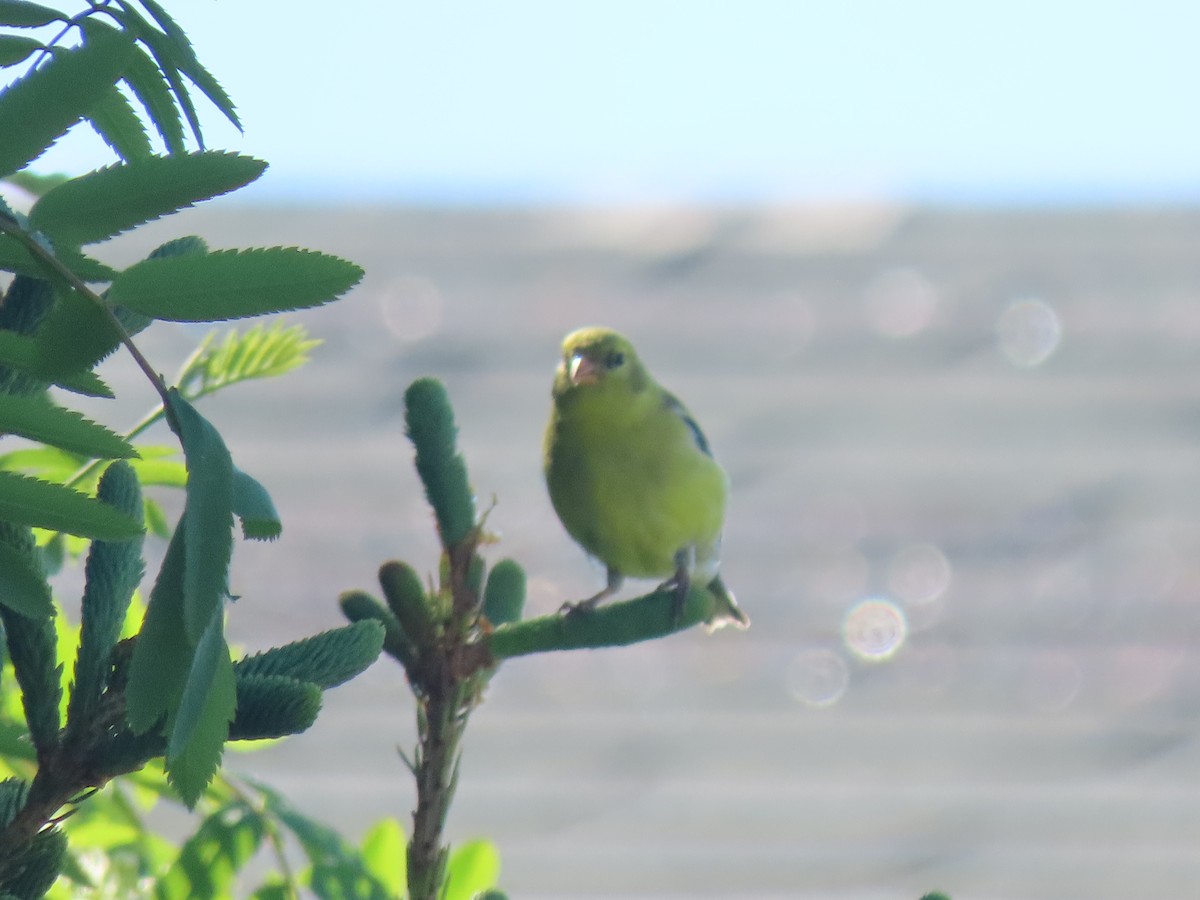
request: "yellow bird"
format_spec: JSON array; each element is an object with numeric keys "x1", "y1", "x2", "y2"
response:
[{"x1": 543, "y1": 326, "x2": 748, "y2": 629}]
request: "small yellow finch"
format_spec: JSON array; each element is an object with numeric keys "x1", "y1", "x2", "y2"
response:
[{"x1": 543, "y1": 326, "x2": 748, "y2": 629}]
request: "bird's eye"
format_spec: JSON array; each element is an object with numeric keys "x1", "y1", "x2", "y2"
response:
[{"x1": 604, "y1": 351, "x2": 625, "y2": 369}]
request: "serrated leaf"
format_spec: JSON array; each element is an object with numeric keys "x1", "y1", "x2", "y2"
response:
[
  {"x1": 0, "y1": 393, "x2": 136, "y2": 459},
  {"x1": 0, "y1": 26, "x2": 135, "y2": 178},
  {"x1": 0, "y1": 33, "x2": 40, "y2": 66},
  {"x1": 0, "y1": 538, "x2": 52, "y2": 617},
  {"x1": 166, "y1": 611, "x2": 235, "y2": 808},
  {"x1": 129, "y1": 19, "x2": 203, "y2": 148},
  {"x1": 0, "y1": 0, "x2": 63, "y2": 27},
  {"x1": 86, "y1": 83, "x2": 154, "y2": 162},
  {"x1": 30, "y1": 287, "x2": 126, "y2": 382},
  {"x1": 124, "y1": 520, "x2": 188, "y2": 733},
  {"x1": 0, "y1": 470, "x2": 143, "y2": 539},
  {"x1": 139, "y1": 0, "x2": 240, "y2": 131},
  {"x1": 231, "y1": 468, "x2": 280, "y2": 540},
  {"x1": 122, "y1": 41, "x2": 184, "y2": 154},
  {"x1": 106, "y1": 248, "x2": 364, "y2": 322},
  {"x1": 0, "y1": 331, "x2": 113, "y2": 396},
  {"x1": 29, "y1": 152, "x2": 266, "y2": 247},
  {"x1": 165, "y1": 391, "x2": 233, "y2": 643}
]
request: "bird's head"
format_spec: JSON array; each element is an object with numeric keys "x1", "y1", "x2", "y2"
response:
[{"x1": 552, "y1": 327, "x2": 647, "y2": 400}]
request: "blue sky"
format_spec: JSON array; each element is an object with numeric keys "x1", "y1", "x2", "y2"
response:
[{"x1": 30, "y1": 1, "x2": 1200, "y2": 205}]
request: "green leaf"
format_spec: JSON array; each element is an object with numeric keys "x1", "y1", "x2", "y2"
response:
[
  {"x1": 66, "y1": 460, "x2": 143, "y2": 738},
  {"x1": 0, "y1": 0, "x2": 63, "y2": 27},
  {"x1": 0, "y1": 446, "x2": 81, "y2": 481},
  {"x1": 234, "y1": 621, "x2": 384, "y2": 690},
  {"x1": 0, "y1": 33, "x2": 40, "y2": 66},
  {"x1": 444, "y1": 840, "x2": 501, "y2": 900},
  {"x1": 156, "y1": 800, "x2": 264, "y2": 899},
  {"x1": 483, "y1": 558, "x2": 525, "y2": 626},
  {"x1": 228, "y1": 673, "x2": 321, "y2": 741},
  {"x1": 165, "y1": 391, "x2": 233, "y2": 644},
  {"x1": 404, "y1": 378, "x2": 476, "y2": 546},
  {"x1": 249, "y1": 781, "x2": 392, "y2": 900},
  {"x1": 0, "y1": 470, "x2": 143, "y2": 539},
  {"x1": 1, "y1": 170, "x2": 70, "y2": 197},
  {"x1": 338, "y1": 589, "x2": 417, "y2": 676},
  {"x1": 128, "y1": 453, "x2": 187, "y2": 487},
  {"x1": 106, "y1": 248, "x2": 363, "y2": 322},
  {"x1": 0, "y1": 26, "x2": 135, "y2": 178},
  {"x1": 0, "y1": 522, "x2": 61, "y2": 753},
  {"x1": 165, "y1": 610, "x2": 235, "y2": 808},
  {"x1": 125, "y1": 521, "x2": 189, "y2": 733},
  {"x1": 31, "y1": 288, "x2": 126, "y2": 383},
  {"x1": 113, "y1": 4, "x2": 205, "y2": 147},
  {"x1": 0, "y1": 332, "x2": 111, "y2": 396},
  {"x1": 122, "y1": 40, "x2": 185, "y2": 154},
  {"x1": 178, "y1": 322, "x2": 321, "y2": 398},
  {"x1": 0, "y1": 393, "x2": 136, "y2": 459},
  {"x1": 2, "y1": 826, "x2": 67, "y2": 899},
  {"x1": 139, "y1": 0, "x2": 240, "y2": 131},
  {"x1": 29, "y1": 152, "x2": 267, "y2": 247},
  {"x1": 231, "y1": 467, "x2": 281, "y2": 540},
  {"x1": 360, "y1": 818, "x2": 406, "y2": 897},
  {"x1": 0, "y1": 537, "x2": 51, "y2": 617},
  {"x1": 85, "y1": 83, "x2": 154, "y2": 162}
]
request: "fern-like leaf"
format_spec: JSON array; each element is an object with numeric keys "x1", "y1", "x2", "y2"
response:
[{"x1": 178, "y1": 322, "x2": 321, "y2": 398}]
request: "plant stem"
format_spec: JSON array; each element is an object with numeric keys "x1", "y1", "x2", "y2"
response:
[
  {"x1": 0, "y1": 213, "x2": 171, "y2": 404},
  {"x1": 407, "y1": 677, "x2": 467, "y2": 900}
]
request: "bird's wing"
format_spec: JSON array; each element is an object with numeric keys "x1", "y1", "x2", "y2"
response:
[{"x1": 662, "y1": 391, "x2": 713, "y2": 457}]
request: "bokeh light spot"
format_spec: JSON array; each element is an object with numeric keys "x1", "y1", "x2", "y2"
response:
[
  {"x1": 787, "y1": 648, "x2": 850, "y2": 708},
  {"x1": 863, "y1": 267, "x2": 939, "y2": 338},
  {"x1": 996, "y1": 297, "x2": 1062, "y2": 367},
  {"x1": 887, "y1": 543, "x2": 952, "y2": 631},
  {"x1": 379, "y1": 275, "x2": 443, "y2": 342},
  {"x1": 843, "y1": 597, "x2": 908, "y2": 662}
]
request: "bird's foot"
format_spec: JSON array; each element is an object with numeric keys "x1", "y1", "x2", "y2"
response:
[
  {"x1": 657, "y1": 568, "x2": 691, "y2": 628},
  {"x1": 558, "y1": 595, "x2": 603, "y2": 617}
]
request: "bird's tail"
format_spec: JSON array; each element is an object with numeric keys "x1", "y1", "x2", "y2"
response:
[{"x1": 703, "y1": 574, "x2": 750, "y2": 632}]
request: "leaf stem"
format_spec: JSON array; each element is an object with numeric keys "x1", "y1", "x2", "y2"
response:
[{"x1": 0, "y1": 213, "x2": 171, "y2": 404}]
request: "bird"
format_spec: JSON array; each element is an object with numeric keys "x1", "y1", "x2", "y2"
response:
[{"x1": 543, "y1": 326, "x2": 749, "y2": 630}]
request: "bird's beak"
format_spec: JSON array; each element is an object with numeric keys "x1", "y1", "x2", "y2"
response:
[{"x1": 569, "y1": 354, "x2": 600, "y2": 386}]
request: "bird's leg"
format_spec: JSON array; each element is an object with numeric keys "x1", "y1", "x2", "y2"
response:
[
  {"x1": 560, "y1": 567, "x2": 623, "y2": 616},
  {"x1": 656, "y1": 547, "x2": 693, "y2": 627}
]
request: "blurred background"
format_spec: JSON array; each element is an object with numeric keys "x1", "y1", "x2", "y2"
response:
[{"x1": 19, "y1": 1, "x2": 1200, "y2": 897}]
